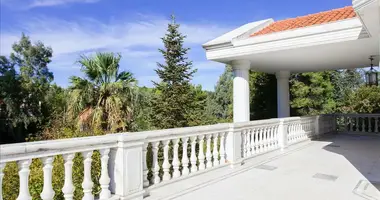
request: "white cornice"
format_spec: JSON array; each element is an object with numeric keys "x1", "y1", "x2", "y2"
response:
[
  {"x1": 202, "y1": 19, "x2": 274, "y2": 50},
  {"x1": 205, "y1": 18, "x2": 368, "y2": 61}
]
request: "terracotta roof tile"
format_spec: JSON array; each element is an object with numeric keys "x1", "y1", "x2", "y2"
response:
[{"x1": 251, "y1": 6, "x2": 357, "y2": 37}]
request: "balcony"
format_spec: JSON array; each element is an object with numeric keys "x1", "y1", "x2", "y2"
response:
[{"x1": 0, "y1": 114, "x2": 379, "y2": 200}]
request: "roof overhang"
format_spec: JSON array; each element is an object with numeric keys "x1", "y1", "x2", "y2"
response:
[{"x1": 203, "y1": 1, "x2": 380, "y2": 73}]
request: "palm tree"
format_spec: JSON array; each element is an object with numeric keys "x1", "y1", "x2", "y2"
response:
[{"x1": 67, "y1": 52, "x2": 137, "y2": 132}]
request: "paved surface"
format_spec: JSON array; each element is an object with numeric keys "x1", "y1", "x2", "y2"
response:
[{"x1": 171, "y1": 134, "x2": 380, "y2": 200}]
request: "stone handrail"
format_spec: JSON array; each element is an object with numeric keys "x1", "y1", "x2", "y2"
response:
[{"x1": 0, "y1": 115, "x2": 336, "y2": 200}]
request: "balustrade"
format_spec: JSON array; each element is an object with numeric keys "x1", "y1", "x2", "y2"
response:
[{"x1": 0, "y1": 114, "x2": 352, "y2": 200}]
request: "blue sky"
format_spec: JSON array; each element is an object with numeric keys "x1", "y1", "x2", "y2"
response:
[{"x1": 0, "y1": 0, "x2": 352, "y2": 91}]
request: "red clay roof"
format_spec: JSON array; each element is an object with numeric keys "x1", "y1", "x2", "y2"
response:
[{"x1": 251, "y1": 6, "x2": 357, "y2": 37}]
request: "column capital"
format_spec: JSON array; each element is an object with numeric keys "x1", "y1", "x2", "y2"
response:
[
  {"x1": 231, "y1": 60, "x2": 251, "y2": 70},
  {"x1": 275, "y1": 71, "x2": 291, "y2": 79}
]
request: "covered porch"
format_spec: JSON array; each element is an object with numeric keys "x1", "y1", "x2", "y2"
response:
[{"x1": 202, "y1": 0, "x2": 380, "y2": 121}]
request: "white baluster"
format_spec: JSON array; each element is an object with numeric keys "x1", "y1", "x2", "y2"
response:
[
  {"x1": 172, "y1": 139, "x2": 181, "y2": 178},
  {"x1": 275, "y1": 126, "x2": 279, "y2": 148},
  {"x1": 362, "y1": 117, "x2": 366, "y2": 132},
  {"x1": 142, "y1": 144, "x2": 149, "y2": 188},
  {"x1": 356, "y1": 117, "x2": 359, "y2": 132},
  {"x1": 162, "y1": 140, "x2": 171, "y2": 181},
  {"x1": 219, "y1": 132, "x2": 226, "y2": 164},
  {"x1": 213, "y1": 133, "x2": 220, "y2": 166},
  {"x1": 41, "y1": 157, "x2": 55, "y2": 200},
  {"x1": 190, "y1": 136, "x2": 198, "y2": 172},
  {"x1": 245, "y1": 130, "x2": 250, "y2": 157},
  {"x1": 368, "y1": 117, "x2": 372, "y2": 133},
  {"x1": 17, "y1": 159, "x2": 32, "y2": 200},
  {"x1": 205, "y1": 134, "x2": 213, "y2": 168},
  {"x1": 62, "y1": 154, "x2": 75, "y2": 200},
  {"x1": 247, "y1": 130, "x2": 252, "y2": 156},
  {"x1": 254, "y1": 129, "x2": 259, "y2": 153},
  {"x1": 198, "y1": 135, "x2": 206, "y2": 170},
  {"x1": 181, "y1": 137, "x2": 190, "y2": 176},
  {"x1": 250, "y1": 129, "x2": 256, "y2": 155},
  {"x1": 82, "y1": 151, "x2": 94, "y2": 200},
  {"x1": 259, "y1": 128, "x2": 264, "y2": 152},
  {"x1": 99, "y1": 149, "x2": 111, "y2": 199},
  {"x1": 263, "y1": 127, "x2": 268, "y2": 152},
  {"x1": 152, "y1": 142, "x2": 161, "y2": 184},
  {"x1": 270, "y1": 126, "x2": 274, "y2": 149},
  {"x1": 0, "y1": 163, "x2": 5, "y2": 200},
  {"x1": 375, "y1": 117, "x2": 379, "y2": 133},
  {"x1": 349, "y1": 117, "x2": 353, "y2": 132}
]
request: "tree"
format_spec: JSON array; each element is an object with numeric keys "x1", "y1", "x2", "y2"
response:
[
  {"x1": 341, "y1": 85, "x2": 380, "y2": 113},
  {"x1": 0, "y1": 34, "x2": 54, "y2": 142},
  {"x1": 206, "y1": 65, "x2": 233, "y2": 122},
  {"x1": 290, "y1": 71, "x2": 336, "y2": 116},
  {"x1": 151, "y1": 15, "x2": 197, "y2": 129},
  {"x1": 250, "y1": 72, "x2": 277, "y2": 119},
  {"x1": 67, "y1": 52, "x2": 137, "y2": 132},
  {"x1": 187, "y1": 85, "x2": 214, "y2": 126}
]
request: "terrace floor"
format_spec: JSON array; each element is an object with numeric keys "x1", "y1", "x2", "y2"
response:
[{"x1": 147, "y1": 134, "x2": 380, "y2": 200}]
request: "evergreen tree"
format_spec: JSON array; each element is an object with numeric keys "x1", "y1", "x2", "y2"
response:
[
  {"x1": 250, "y1": 72, "x2": 277, "y2": 119},
  {"x1": 152, "y1": 15, "x2": 197, "y2": 129},
  {"x1": 206, "y1": 65, "x2": 233, "y2": 122},
  {"x1": 290, "y1": 71, "x2": 336, "y2": 116}
]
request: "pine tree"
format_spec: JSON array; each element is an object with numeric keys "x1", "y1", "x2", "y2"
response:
[{"x1": 152, "y1": 15, "x2": 197, "y2": 129}]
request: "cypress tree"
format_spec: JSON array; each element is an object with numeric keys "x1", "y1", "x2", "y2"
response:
[{"x1": 152, "y1": 15, "x2": 197, "y2": 129}]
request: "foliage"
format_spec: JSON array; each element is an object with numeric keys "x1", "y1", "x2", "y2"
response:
[
  {"x1": 250, "y1": 72, "x2": 277, "y2": 119},
  {"x1": 186, "y1": 85, "x2": 215, "y2": 126},
  {"x1": 331, "y1": 69, "x2": 363, "y2": 112},
  {"x1": 151, "y1": 15, "x2": 197, "y2": 129},
  {"x1": 290, "y1": 71, "x2": 336, "y2": 116},
  {"x1": 205, "y1": 65, "x2": 233, "y2": 122},
  {"x1": 0, "y1": 34, "x2": 54, "y2": 142},
  {"x1": 67, "y1": 52, "x2": 138, "y2": 132},
  {"x1": 341, "y1": 85, "x2": 380, "y2": 113}
]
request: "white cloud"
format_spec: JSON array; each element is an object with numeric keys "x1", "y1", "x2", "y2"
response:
[
  {"x1": 0, "y1": 0, "x2": 100, "y2": 9},
  {"x1": 30, "y1": 0, "x2": 99, "y2": 7},
  {"x1": 0, "y1": 15, "x2": 231, "y2": 90},
  {"x1": 1, "y1": 16, "x2": 229, "y2": 56}
]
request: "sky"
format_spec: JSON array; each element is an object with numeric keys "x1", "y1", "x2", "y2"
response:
[{"x1": 0, "y1": 0, "x2": 353, "y2": 91}]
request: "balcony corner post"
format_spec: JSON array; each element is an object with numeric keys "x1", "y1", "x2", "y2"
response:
[
  {"x1": 225, "y1": 123, "x2": 243, "y2": 168},
  {"x1": 109, "y1": 135, "x2": 145, "y2": 200}
]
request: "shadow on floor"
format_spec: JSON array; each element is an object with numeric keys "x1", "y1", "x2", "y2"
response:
[{"x1": 316, "y1": 133, "x2": 380, "y2": 197}]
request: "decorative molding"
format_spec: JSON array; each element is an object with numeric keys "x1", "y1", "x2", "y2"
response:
[
  {"x1": 203, "y1": 19, "x2": 274, "y2": 50},
  {"x1": 206, "y1": 18, "x2": 367, "y2": 61}
]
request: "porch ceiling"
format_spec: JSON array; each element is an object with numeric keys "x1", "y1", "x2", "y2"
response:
[{"x1": 237, "y1": 36, "x2": 379, "y2": 73}]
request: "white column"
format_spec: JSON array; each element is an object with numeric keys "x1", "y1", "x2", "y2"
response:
[
  {"x1": 232, "y1": 60, "x2": 250, "y2": 123},
  {"x1": 276, "y1": 71, "x2": 290, "y2": 118}
]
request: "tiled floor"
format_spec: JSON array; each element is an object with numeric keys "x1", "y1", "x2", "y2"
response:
[{"x1": 150, "y1": 134, "x2": 380, "y2": 200}]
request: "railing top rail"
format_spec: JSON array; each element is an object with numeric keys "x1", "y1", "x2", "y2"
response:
[
  {"x1": 0, "y1": 114, "x2": 331, "y2": 163},
  {"x1": 335, "y1": 113, "x2": 380, "y2": 116}
]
